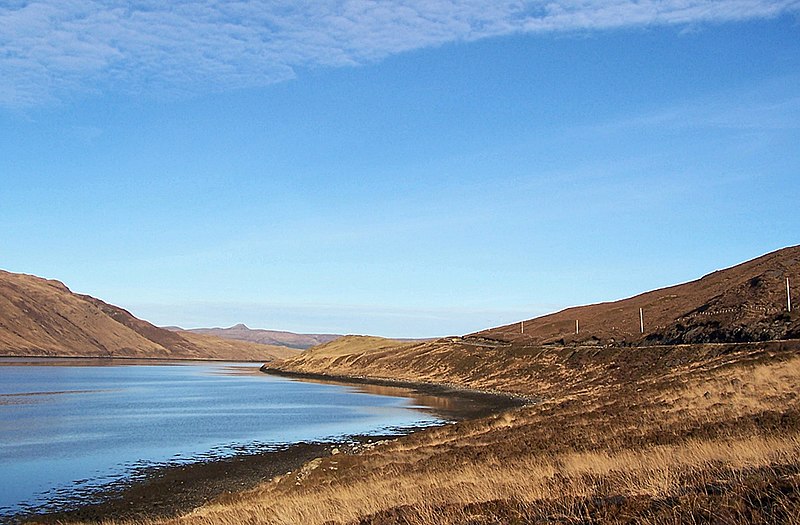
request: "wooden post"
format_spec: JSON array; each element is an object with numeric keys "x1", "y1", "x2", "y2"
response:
[
  {"x1": 788, "y1": 277, "x2": 792, "y2": 313},
  {"x1": 639, "y1": 308, "x2": 644, "y2": 334},
  {"x1": 575, "y1": 319, "x2": 579, "y2": 334},
  {"x1": 520, "y1": 321, "x2": 524, "y2": 334}
]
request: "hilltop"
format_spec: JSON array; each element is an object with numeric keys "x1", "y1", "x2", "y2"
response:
[
  {"x1": 170, "y1": 324, "x2": 341, "y2": 350},
  {"x1": 0, "y1": 270, "x2": 298, "y2": 362}
]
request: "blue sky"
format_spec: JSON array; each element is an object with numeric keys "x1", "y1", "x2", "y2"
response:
[{"x1": 1, "y1": 1, "x2": 799, "y2": 337}]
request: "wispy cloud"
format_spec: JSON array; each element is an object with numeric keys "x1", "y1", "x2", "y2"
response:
[
  {"x1": 573, "y1": 74, "x2": 800, "y2": 136},
  {"x1": 1, "y1": 1, "x2": 798, "y2": 107}
]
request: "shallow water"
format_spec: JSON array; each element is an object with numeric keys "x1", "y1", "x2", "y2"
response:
[{"x1": 0, "y1": 358, "x2": 444, "y2": 517}]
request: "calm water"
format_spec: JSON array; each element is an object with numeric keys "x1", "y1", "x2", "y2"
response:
[{"x1": 0, "y1": 358, "x2": 444, "y2": 517}]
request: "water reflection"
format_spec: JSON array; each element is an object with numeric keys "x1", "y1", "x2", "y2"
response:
[{"x1": 275, "y1": 375, "x2": 502, "y2": 421}]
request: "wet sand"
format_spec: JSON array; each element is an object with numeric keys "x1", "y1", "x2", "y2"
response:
[{"x1": 13, "y1": 371, "x2": 525, "y2": 524}]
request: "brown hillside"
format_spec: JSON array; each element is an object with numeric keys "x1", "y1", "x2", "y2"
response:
[
  {"x1": 202, "y1": 250, "x2": 800, "y2": 525},
  {"x1": 193, "y1": 338, "x2": 800, "y2": 525},
  {"x1": 248, "y1": 249, "x2": 800, "y2": 525},
  {"x1": 273, "y1": 334, "x2": 800, "y2": 397},
  {"x1": 273, "y1": 247, "x2": 800, "y2": 395},
  {"x1": 0, "y1": 269, "x2": 298, "y2": 361},
  {"x1": 477, "y1": 245, "x2": 800, "y2": 346}
]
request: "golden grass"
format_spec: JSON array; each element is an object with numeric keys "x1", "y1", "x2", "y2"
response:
[
  {"x1": 139, "y1": 432, "x2": 799, "y2": 525},
  {"x1": 657, "y1": 356, "x2": 800, "y2": 421},
  {"x1": 299, "y1": 336, "x2": 414, "y2": 358},
  {"x1": 51, "y1": 343, "x2": 800, "y2": 525}
]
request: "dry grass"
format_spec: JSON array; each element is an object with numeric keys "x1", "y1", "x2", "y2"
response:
[
  {"x1": 139, "y1": 433, "x2": 800, "y2": 525},
  {"x1": 663, "y1": 356, "x2": 800, "y2": 416},
  {"x1": 50, "y1": 342, "x2": 800, "y2": 525}
]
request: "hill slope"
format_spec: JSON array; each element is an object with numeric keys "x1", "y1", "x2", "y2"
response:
[
  {"x1": 271, "y1": 246, "x2": 800, "y2": 394},
  {"x1": 478, "y1": 245, "x2": 800, "y2": 346},
  {"x1": 174, "y1": 324, "x2": 341, "y2": 350},
  {"x1": 0, "y1": 270, "x2": 298, "y2": 361},
  {"x1": 187, "y1": 248, "x2": 800, "y2": 525}
]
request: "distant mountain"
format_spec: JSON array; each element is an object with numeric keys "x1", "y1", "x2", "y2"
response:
[
  {"x1": 0, "y1": 270, "x2": 299, "y2": 361},
  {"x1": 172, "y1": 324, "x2": 342, "y2": 350},
  {"x1": 476, "y1": 245, "x2": 800, "y2": 346}
]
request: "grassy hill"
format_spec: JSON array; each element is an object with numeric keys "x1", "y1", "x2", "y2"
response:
[
  {"x1": 269, "y1": 246, "x2": 799, "y2": 394},
  {"x1": 190, "y1": 338, "x2": 800, "y2": 525},
  {"x1": 190, "y1": 246, "x2": 798, "y2": 524},
  {"x1": 0, "y1": 269, "x2": 298, "y2": 362}
]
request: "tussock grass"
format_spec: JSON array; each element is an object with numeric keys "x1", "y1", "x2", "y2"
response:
[
  {"x1": 660, "y1": 356, "x2": 800, "y2": 416},
  {"x1": 148, "y1": 433, "x2": 799, "y2": 525}
]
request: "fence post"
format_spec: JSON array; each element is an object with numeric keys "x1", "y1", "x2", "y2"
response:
[{"x1": 639, "y1": 308, "x2": 644, "y2": 334}]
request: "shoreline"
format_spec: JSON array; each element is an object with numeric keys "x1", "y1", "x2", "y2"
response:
[
  {"x1": 260, "y1": 366, "x2": 530, "y2": 419},
  {"x1": 12, "y1": 370, "x2": 525, "y2": 524},
  {"x1": 15, "y1": 436, "x2": 391, "y2": 524}
]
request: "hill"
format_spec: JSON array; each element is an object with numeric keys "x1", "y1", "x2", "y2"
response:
[
  {"x1": 172, "y1": 324, "x2": 341, "y2": 350},
  {"x1": 0, "y1": 269, "x2": 298, "y2": 361},
  {"x1": 150, "y1": 247, "x2": 800, "y2": 525},
  {"x1": 33, "y1": 247, "x2": 800, "y2": 525},
  {"x1": 269, "y1": 246, "x2": 800, "y2": 394},
  {"x1": 478, "y1": 245, "x2": 800, "y2": 346}
]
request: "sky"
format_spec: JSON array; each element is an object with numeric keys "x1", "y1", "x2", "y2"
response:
[{"x1": 1, "y1": 1, "x2": 799, "y2": 338}]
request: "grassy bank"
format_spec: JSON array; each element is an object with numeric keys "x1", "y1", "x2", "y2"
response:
[{"x1": 44, "y1": 336, "x2": 800, "y2": 525}]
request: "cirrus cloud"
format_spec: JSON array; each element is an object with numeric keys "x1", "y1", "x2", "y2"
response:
[{"x1": 1, "y1": 0, "x2": 798, "y2": 107}]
